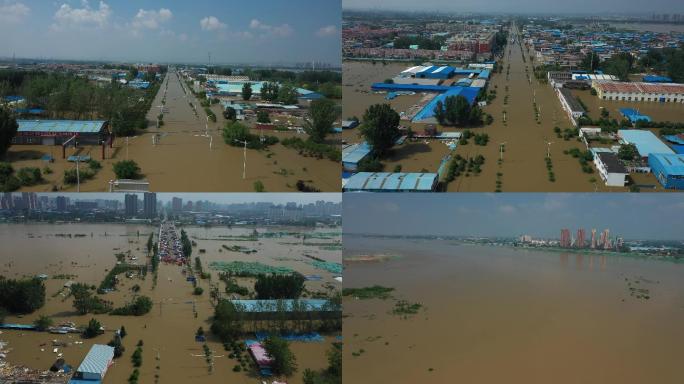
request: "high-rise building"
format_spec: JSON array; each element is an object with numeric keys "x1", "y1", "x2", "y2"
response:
[
  {"x1": 22, "y1": 192, "x2": 38, "y2": 210},
  {"x1": 590, "y1": 229, "x2": 597, "y2": 249},
  {"x1": 601, "y1": 229, "x2": 611, "y2": 249},
  {"x1": 172, "y1": 197, "x2": 183, "y2": 212},
  {"x1": 143, "y1": 192, "x2": 157, "y2": 218},
  {"x1": 125, "y1": 194, "x2": 138, "y2": 217},
  {"x1": 560, "y1": 229, "x2": 571, "y2": 248},
  {"x1": 1, "y1": 193, "x2": 13, "y2": 210},
  {"x1": 575, "y1": 228, "x2": 585, "y2": 248},
  {"x1": 56, "y1": 196, "x2": 68, "y2": 211}
]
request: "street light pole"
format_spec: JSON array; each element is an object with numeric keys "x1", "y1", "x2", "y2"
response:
[
  {"x1": 499, "y1": 142, "x2": 507, "y2": 161},
  {"x1": 234, "y1": 139, "x2": 247, "y2": 179},
  {"x1": 76, "y1": 156, "x2": 80, "y2": 193},
  {"x1": 546, "y1": 141, "x2": 554, "y2": 158}
]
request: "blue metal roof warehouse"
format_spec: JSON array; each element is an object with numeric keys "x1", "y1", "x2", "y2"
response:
[
  {"x1": 618, "y1": 130, "x2": 674, "y2": 158},
  {"x1": 649, "y1": 153, "x2": 684, "y2": 190},
  {"x1": 342, "y1": 142, "x2": 372, "y2": 171},
  {"x1": 343, "y1": 172, "x2": 438, "y2": 192},
  {"x1": 416, "y1": 66, "x2": 455, "y2": 79},
  {"x1": 14, "y1": 120, "x2": 110, "y2": 145},
  {"x1": 230, "y1": 299, "x2": 335, "y2": 312},
  {"x1": 70, "y1": 344, "x2": 114, "y2": 383},
  {"x1": 372, "y1": 83, "x2": 453, "y2": 93},
  {"x1": 413, "y1": 87, "x2": 481, "y2": 122}
]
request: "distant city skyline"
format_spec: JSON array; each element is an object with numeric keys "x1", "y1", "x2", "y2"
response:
[
  {"x1": 15, "y1": 193, "x2": 341, "y2": 205},
  {"x1": 343, "y1": 194, "x2": 684, "y2": 240},
  {"x1": 0, "y1": 0, "x2": 341, "y2": 65},
  {"x1": 343, "y1": 0, "x2": 684, "y2": 15}
]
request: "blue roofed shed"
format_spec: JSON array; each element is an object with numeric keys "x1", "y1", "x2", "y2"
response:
[
  {"x1": 71, "y1": 344, "x2": 114, "y2": 381},
  {"x1": 618, "y1": 129, "x2": 674, "y2": 158},
  {"x1": 342, "y1": 172, "x2": 438, "y2": 192},
  {"x1": 412, "y1": 87, "x2": 481, "y2": 122},
  {"x1": 649, "y1": 153, "x2": 684, "y2": 190},
  {"x1": 231, "y1": 299, "x2": 334, "y2": 312},
  {"x1": 342, "y1": 142, "x2": 372, "y2": 171},
  {"x1": 14, "y1": 120, "x2": 109, "y2": 145}
]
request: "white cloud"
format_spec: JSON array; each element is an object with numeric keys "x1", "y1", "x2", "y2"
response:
[
  {"x1": 200, "y1": 16, "x2": 226, "y2": 31},
  {"x1": 315, "y1": 25, "x2": 338, "y2": 37},
  {"x1": 0, "y1": 1, "x2": 30, "y2": 23},
  {"x1": 498, "y1": 204, "x2": 517, "y2": 214},
  {"x1": 178, "y1": 33, "x2": 188, "y2": 42},
  {"x1": 132, "y1": 8, "x2": 172, "y2": 30},
  {"x1": 53, "y1": 0, "x2": 111, "y2": 29},
  {"x1": 249, "y1": 18, "x2": 293, "y2": 37}
]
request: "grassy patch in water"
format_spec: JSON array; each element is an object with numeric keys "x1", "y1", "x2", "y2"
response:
[{"x1": 342, "y1": 285, "x2": 395, "y2": 300}]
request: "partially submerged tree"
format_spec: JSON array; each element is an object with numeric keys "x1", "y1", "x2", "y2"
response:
[
  {"x1": 359, "y1": 104, "x2": 400, "y2": 157},
  {"x1": 304, "y1": 98, "x2": 339, "y2": 143}
]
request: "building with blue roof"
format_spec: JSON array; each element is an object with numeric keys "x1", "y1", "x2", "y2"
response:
[
  {"x1": 69, "y1": 344, "x2": 114, "y2": 382},
  {"x1": 618, "y1": 129, "x2": 674, "y2": 159},
  {"x1": 643, "y1": 75, "x2": 673, "y2": 83},
  {"x1": 231, "y1": 299, "x2": 335, "y2": 313},
  {"x1": 371, "y1": 83, "x2": 453, "y2": 93},
  {"x1": 13, "y1": 120, "x2": 110, "y2": 145},
  {"x1": 649, "y1": 153, "x2": 684, "y2": 190},
  {"x1": 342, "y1": 172, "x2": 438, "y2": 192},
  {"x1": 342, "y1": 142, "x2": 372, "y2": 171},
  {"x1": 413, "y1": 87, "x2": 481, "y2": 122},
  {"x1": 619, "y1": 108, "x2": 651, "y2": 123},
  {"x1": 415, "y1": 66, "x2": 455, "y2": 79}
]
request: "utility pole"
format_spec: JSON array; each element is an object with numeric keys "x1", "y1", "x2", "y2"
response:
[
  {"x1": 234, "y1": 139, "x2": 248, "y2": 179},
  {"x1": 75, "y1": 156, "x2": 80, "y2": 192}
]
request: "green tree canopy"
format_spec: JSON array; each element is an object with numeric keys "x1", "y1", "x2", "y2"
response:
[
  {"x1": 359, "y1": 104, "x2": 400, "y2": 157},
  {"x1": 0, "y1": 107, "x2": 18, "y2": 158},
  {"x1": 254, "y1": 273, "x2": 305, "y2": 300},
  {"x1": 113, "y1": 160, "x2": 142, "y2": 179},
  {"x1": 263, "y1": 336, "x2": 297, "y2": 377},
  {"x1": 618, "y1": 143, "x2": 639, "y2": 161},
  {"x1": 305, "y1": 98, "x2": 339, "y2": 143},
  {"x1": 242, "y1": 82, "x2": 253, "y2": 101}
]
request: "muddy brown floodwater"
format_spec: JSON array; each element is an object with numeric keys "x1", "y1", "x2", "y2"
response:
[
  {"x1": 343, "y1": 236, "x2": 684, "y2": 384},
  {"x1": 8, "y1": 72, "x2": 340, "y2": 192},
  {"x1": 342, "y1": 23, "x2": 674, "y2": 191},
  {"x1": 0, "y1": 223, "x2": 341, "y2": 384}
]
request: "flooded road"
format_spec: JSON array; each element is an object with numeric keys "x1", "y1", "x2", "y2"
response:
[
  {"x1": 342, "y1": 23, "x2": 666, "y2": 191},
  {"x1": 0, "y1": 223, "x2": 341, "y2": 383},
  {"x1": 343, "y1": 236, "x2": 684, "y2": 383},
  {"x1": 9, "y1": 72, "x2": 340, "y2": 192}
]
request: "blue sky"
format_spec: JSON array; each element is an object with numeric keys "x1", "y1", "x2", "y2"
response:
[
  {"x1": 344, "y1": 194, "x2": 684, "y2": 240},
  {"x1": 0, "y1": 0, "x2": 341, "y2": 65}
]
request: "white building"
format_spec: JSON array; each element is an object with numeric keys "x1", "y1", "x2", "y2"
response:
[
  {"x1": 594, "y1": 152, "x2": 627, "y2": 187},
  {"x1": 556, "y1": 88, "x2": 585, "y2": 126},
  {"x1": 592, "y1": 81, "x2": 684, "y2": 103}
]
